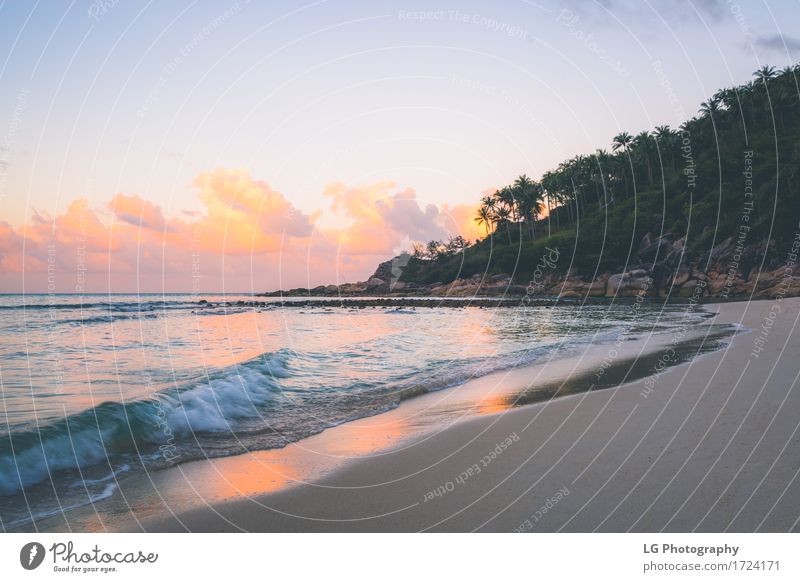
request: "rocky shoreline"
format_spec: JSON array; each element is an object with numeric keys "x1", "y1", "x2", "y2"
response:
[{"x1": 258, "y1": 232, "x2": 800, "y2": 302}]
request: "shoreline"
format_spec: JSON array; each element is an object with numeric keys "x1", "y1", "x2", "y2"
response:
[
  {"x1": 143, "y1": 297, "x2": 800, "y2": 532},
  {"x1": 2, "y1": 300, "x2": 718, "y2": 532},
  {"x1": 198, "y1": 294, "x2": 779, "y2": 311}
]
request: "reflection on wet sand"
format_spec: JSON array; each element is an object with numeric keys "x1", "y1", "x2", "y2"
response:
[{"x1": 18, "y1": 321, "x2": 736, "y2": 532}]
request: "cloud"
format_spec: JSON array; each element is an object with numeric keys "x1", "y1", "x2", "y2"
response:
[
  {"x1": 322, "y1": 181, "x2": 486, "y2": 255},
  {"x1": 192, "y1": 168, "x2": 315, "y2": 254},
  {"x1": 441, "y1": 202, "x2": 485, "y2": 242},
  {"x1": 754, "y1": 34, "x2": 800, "y2": 52},
  {"x1": 557, "y1": 0, "x2": 727, "y2": 26},
  {"x1": 0, "y1": 170, "x2": 479, "y2": 292},
  {"x1": 110, "y1": 194, "x2": 170, "y2": 231}
]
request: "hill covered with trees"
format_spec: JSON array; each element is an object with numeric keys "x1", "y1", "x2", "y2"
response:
[
  {"x1": 388, "y1": 64, "x2": 800, "y2": 300},
  {"x1": 263, "y1": 65, "x2": 800, "y2": 301}
]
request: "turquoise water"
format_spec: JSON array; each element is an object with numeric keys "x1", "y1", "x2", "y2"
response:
[{"x1": 0, "y1": 293, "x2": 711, "y2": 528}]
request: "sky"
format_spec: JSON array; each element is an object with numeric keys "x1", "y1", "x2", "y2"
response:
[{"x1": 0, "y1": 0, "x2": 798, "y2": 292}]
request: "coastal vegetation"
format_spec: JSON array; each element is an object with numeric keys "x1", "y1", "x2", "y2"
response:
[{"x1": 397, "y1": 64, "x2": 800, "y2": 296}]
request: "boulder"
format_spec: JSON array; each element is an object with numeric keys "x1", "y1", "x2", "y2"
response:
[
  {"x1": 664, "y1": 238, "x2": 686, "y2": 268},
  {"x1": 670, "y1": 267, "x2": 691, "y2": 287},
  {"x1": 709, "y1": 237, "x2": 735, "y2": 262},
  {"x1": 636, "y1": 233, "x2": 673, "y2": 261},
  {"x1": 489, "y1": 274, "x2": 512, "y2": 284},
  {"x1": 676, "y1": 279, "x2": 705, "y2": 297},
  {"x1": 606, "y1": 270, "x2": 654, "y2": 297},
  {"x1": 586, "y1": 280, "x2": 607, "y2": 297}
]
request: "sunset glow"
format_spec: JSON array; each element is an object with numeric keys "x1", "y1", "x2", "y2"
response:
[{"x1": 0, "y1": 169, "x2": 481, "y2": 292}]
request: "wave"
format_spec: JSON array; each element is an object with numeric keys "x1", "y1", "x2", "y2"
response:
[
  {"x1": 3, "y1": 482, "x2": 119, "y2": 529},
  {"x1": 1, "y1": 333, "x2": 565, "y2": 495},
  {"x1": 0, "y1": 350, "x2": 292, "y2": 495},
  {"x1": 0, "y1": 324, "x2": 667, "y2": 497},
  {"x1": 57, "y1": 313, "x2": 162, "y2": 326},
  {"x1": 0, "y1": 300, "x2": 196, "y2": 313}
]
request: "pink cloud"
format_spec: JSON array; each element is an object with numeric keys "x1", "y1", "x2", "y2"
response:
[
  {"x1": 110, "y1": 193, "x2": 170, "y2": 231},
  {"x1": 0, "y1": 170, "x2": 477, "y2": 292}
]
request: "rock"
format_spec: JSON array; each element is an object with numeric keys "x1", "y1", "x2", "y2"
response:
[
  {"x1": 606, "y1": 273, "x2": 634, "y2": 296},
  {"x1": 606, "y1": 273, "x2": 626, "y2": 296},
  {"x1": 670, "y1": 267, "x2": 691, "y2": 287},
  {"x1": 761, "y1": 276, "x2": 800, "y2": 298},
  {"x1": 637, "y1": 233, "x2": 673, "y2": 261},
  {"x1": 751, "y1": 270, "x2": 779, "y2": 291},
  {"x1": 366, "y1": 277, "x2": 386, "y2": 288},
  {"x1": 664, "y1": 238, "x2": 686, "y2": 268},
  {"x1": 709, "y1": 237, "x2": 735, "y2": 262},
  {"x1": 606, "y1": 270, "x2": 655, "y2": 297},
  {"x1": 586, "y1": 280, "x2": 607, "y2": 296},
  {"x1": 676, "y1": 279, "x2": 704, "y2": 297},
  {"x1": 340, "y1": 283, "x2": 367, "y2": 294}
]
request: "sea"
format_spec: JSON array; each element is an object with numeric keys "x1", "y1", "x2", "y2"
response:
[{"x1": 0, "y1": 293, "x2": 734, "y2": 530}]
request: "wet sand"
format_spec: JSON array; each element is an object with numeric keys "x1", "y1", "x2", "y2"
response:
[{"x1": 146, "y1": 297, "x2": 800, "y2": 532}]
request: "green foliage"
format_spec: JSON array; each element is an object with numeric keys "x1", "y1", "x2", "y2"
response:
[{"x1": 407, "y1": 64, "x2": 800, "y2": 284}]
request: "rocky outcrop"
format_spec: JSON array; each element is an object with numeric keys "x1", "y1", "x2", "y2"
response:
[
  {"x1": 260, "y1": 234, "x2": 800, "y2": 301},
  {"x1": 520, "y1": 233, "x2": 799, "y2": 300}
]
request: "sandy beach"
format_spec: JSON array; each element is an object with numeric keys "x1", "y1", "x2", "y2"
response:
[{"x1": 143, "y1": 297, "x2": 800, "y2": 532}]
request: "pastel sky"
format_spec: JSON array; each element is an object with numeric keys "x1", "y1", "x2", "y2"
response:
[{"x1": 0, "y1": 0, "x2": 798, "y2": 292}]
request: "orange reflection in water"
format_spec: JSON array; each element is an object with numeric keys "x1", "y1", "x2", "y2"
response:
[
  {"x1": 84, "y1": 307, "x2": 533, "y2": 526},
  {"x1": 183, "y1": 452, "x2": 304, "y2": 499},
  {"x1": 161, "y1": 409, "x2": 416, "y2": 504},
  {"x1": 181, "y1": 385, "x2": 513, "y2": 503},
  {"x1": 472, "y1": 391, "x2": 513, "y2": 415}
]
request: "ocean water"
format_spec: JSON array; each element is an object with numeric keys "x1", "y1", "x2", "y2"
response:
[{"x1": 0, "y1": 293, "x2": 717, "y2": 529}]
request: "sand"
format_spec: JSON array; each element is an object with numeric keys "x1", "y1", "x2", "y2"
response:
[{"x1": 146, "y1": 297, "x2": 800, "y2": 532}]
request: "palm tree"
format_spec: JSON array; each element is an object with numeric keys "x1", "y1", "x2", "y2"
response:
[
  {"x1": 593, "y1": 149, "x2": 613, "y2": 209},
  {"x1": 715, "y1": 87, "x2": 745, "y2": 130},
  {"x1": 754, "y1": 65, "x2": 777, "y2": 84},
  {"x1": 611, "y1": 132, "x2": 633, "y2": 197},
  {"x1": 699, "y1": 96, "x2": 721, "y2": 117},
  {"x1": 653, "y1": 125, "x2": 677, "y2": 172},
  {"x1": 513, "y1": 174, "x2": 534, "y2": 193},
  {"x1": 474, "y1": 205, "x2": 493, "y2": 235},
  {"x1": 540, "y1": 172, "x2": 558, "y2": 232},
  {"x1": 494, "y1": 186, "x2": 517, "y2": 222},
  {"x1": 653, "y1": 125, "x2": 671, "y2": 140},
  {"x1": 516, "y1": 184, "x2": 543, "y2": 239},
  {"x1": 612, "y1": 131, "x2": 632, "y2": 152},
  {"x1": 632, "y1": 131, "x2": 656, "y2": 185},
  {"x1": 512, "y1": 174, "x2": 541, "y2": 237},
  {"x1": 494, "y1": 206, "x2": 512, "y2": 243}
]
